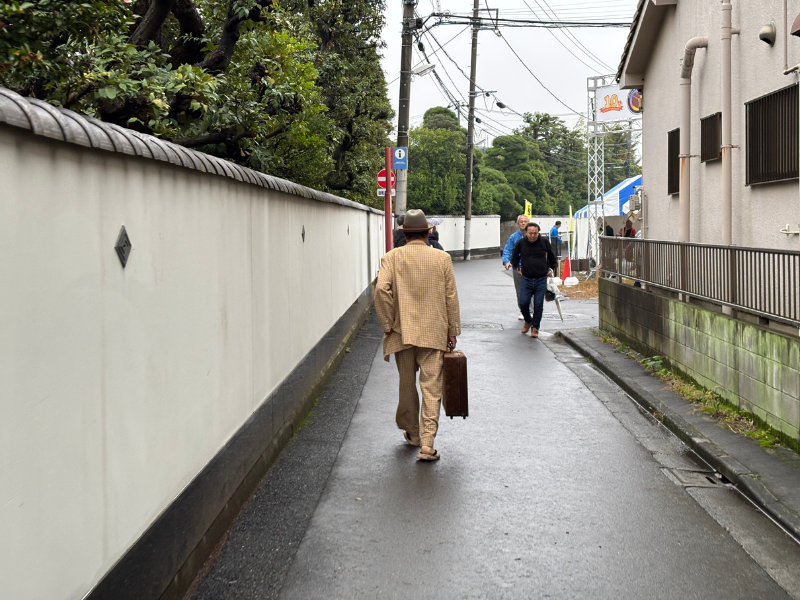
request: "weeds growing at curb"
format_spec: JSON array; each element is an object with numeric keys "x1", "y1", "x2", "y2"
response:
[
  {"x1": 593, "y1": 329, "x2": 787, "y2": 451},
  {"x1": 295, "y1": 395, "x2": 322, "y2": 434}
]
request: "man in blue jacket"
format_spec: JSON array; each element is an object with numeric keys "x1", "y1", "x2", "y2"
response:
[
  {"x1": 503, "y1": 214, "x2": 529, "y2": 320},
  {"x1": 549, "y1": 221, "x2": 562, "y2": 261}
]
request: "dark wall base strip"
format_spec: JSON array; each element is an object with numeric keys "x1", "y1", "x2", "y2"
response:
[
  {"x1": 447, "y1": 246, "x2": 501, "y2": 260},
  {"x1": 85, "y1": 288, "x2": 375, "y2": 600}
]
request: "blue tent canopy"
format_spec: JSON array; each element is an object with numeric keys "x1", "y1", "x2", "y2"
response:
[{"x1": 574, "y1": 175, "x2": 642, "y2": 218}]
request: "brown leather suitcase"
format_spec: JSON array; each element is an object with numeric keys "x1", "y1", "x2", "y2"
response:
[{"x1": 443, "y1": 350, "x2": 468, "y2": 419}]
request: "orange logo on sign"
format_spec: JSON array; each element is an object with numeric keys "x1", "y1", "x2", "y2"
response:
[{"x1": 600, "y1": 94, "x2": 624, "y2": 113}]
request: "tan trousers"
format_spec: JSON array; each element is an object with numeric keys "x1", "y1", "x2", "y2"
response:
[{"x1": 394, "y1": 346, "x2": 444, "y2": 448}]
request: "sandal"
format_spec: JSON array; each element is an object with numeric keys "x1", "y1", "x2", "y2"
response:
[
  {"x1": 416, "y1": 448, "x2": 441, "y2": 461},
  {"x1": 403, "y1": 430, "x2": 421, "y2": 447}
]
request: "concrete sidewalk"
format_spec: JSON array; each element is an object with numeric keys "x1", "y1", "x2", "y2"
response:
[
  {"x1": 190, "y1": 259, "x2": 798, "y2": 599},
  {"x1": 561, "y1": 327, "x2": 800, "y2": 543}
]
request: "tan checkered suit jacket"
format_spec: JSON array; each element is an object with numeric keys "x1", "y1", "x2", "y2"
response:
[{"x1": 375, "y1": 240, "x2": 461, "y2": 360}]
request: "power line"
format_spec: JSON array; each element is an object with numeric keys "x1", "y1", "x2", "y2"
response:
[
  {"x1": 387, "y1": 25, "x2": 470, "y2": 85},
  {"x1": 497, "y1": 31, "x2": 583, "y2": 116},
  {"x1": 422, "y1": 27, "x2": 527, "y2": 119},
  {"x1": 427, "y1": 13, "x2": 631, "y2": 29},
  {"x1": 527, "y1": 0, "x2": 615, "y2": 72},
  {"x1": 416, "y1": 33, "x2": 470, "y2": 111},
  {"x1": 519, "y1": 0, "x2": 603, "y2": 73}
]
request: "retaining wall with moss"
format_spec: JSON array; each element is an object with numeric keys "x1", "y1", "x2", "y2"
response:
[{"x1": 599, "y1": 278, "x2": 800, "y2": 442}]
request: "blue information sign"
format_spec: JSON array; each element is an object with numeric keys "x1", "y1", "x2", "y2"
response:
[{"x1": 393, "y1": 147, "x2": 408, "y2": 170}]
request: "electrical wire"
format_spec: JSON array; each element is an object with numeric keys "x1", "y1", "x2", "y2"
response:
[
  {"x1": 497, "y1": 31, "x2": 583, "y2": 116},
  {"x1": 422, "y1": 28, "x2": 527, "y2": 118},
  {"x1": 519, "y1": 2, "x2": 604, "y2": 73},
  {"x1": 526, "y1": 0, "x2": 615, "y2": 72},
  {"x1": 387, "y1": 25, "x2": 470, "y2": 85},
  {"x1": 398, "y1": 19, "x2": 638, "y2": 171},
  {"x1": 427, "y1": 14, "x2": 630, "y2": 28}
]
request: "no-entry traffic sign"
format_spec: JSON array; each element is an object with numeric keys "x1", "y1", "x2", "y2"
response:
[{"x1": 377, "y1": 169, "x2": 395, "y2": 189}]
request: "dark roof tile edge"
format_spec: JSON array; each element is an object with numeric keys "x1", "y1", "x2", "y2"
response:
[
  {"x1": 0, "y1": 86, "x2": 383, "y2": 216},
  {"x1": 0, "y1": 88, "x2": 42, "y2": 132},
  {"x1": 616, "y1": 0, "x2": 647, "y2": 82},
  {"x1": 24, "y1": 98, "x2": 67, "y2": 142},
  {"x1": 52, "y1": 109, "x2": 93, "y2": 148}
]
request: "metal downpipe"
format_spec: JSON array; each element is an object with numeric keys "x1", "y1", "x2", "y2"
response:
[
  {"x1": 722, "y1": 1, "x2": 733, "y2": 247},
  {"x1": 679, "y1": 37, "x2": 708, "y2": 243},
  {"x1": 679, "y1": 78, "x2": 691, "y2": 242}
]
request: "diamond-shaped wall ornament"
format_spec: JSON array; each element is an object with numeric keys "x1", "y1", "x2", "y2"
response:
[
  {"x1": 115, "y1": 225, "x2": 132, "y2": 268},
  {"x1": 302, "y1": 225, "x2": 305, "y2": 242}
]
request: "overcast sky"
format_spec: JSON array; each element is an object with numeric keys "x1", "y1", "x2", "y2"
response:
[{"x1": 379, "y1": 0, "x2": 638, "y2": 145}]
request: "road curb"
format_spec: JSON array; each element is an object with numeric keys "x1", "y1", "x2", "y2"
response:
[{"x1": 560, "y1": 331, "x2": 800, "y2": 542}]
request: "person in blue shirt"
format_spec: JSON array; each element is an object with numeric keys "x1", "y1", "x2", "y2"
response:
[
  {"x1": 503, "y1": 214, "x2": 530, "y2": 320},
  {"x1": 549, "y1": 221, "x2": 562, "y2": 262}
]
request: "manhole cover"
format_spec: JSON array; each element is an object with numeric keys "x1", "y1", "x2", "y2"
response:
[
  {"x1": 542, "y1": 313, "x2": 578, "y2": 320},
  {"x1": 662, "y1": 468, "x2": 720, "y2": 488},
  {"x1": 461, "y1": 322, "x2": 504, "y2": 330}
]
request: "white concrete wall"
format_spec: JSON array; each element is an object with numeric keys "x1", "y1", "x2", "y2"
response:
[
  {"x1": 639, "y1": 0, "x2": 800, "y2": 250},
  {"x1": 431, "y1": 215, "x2": 500, "y2": 253},
  {"x1": 0, "y1": 127, "x2": 383, "y2": 600}
]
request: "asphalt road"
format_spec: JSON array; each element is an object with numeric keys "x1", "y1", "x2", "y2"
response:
[{"x1": 192, "y1": 258, "x2": 800, "y2": 600}]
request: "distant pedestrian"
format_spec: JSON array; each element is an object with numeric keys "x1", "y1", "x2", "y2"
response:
[
  {"x1": 375, "y1": 209, "x2": 461, "y2": 461},
  {"x1": 427, "y1": 219, "x2": 444, "y2": 250},
  {"x1": 605, "y1": 223, "x2": 615, "y2": 237},
  {"x1": 549, "y1": 220, "x2": 562, "y2": 260},
  {"x1": 503, "y1": 214, "x2": 530, "y2": 320},
  {"x1": 393, "y1": 214, "x2": 406, "y2": 249},
  {"x1": 619, "y1": 219, "x2": 637, "y2": 262},
  {"x1": 619, "y1": 219, "x2": 636, "y2": 238},
  {"x1": 511, "y1": 222, "x2": 557, "y2": 339}
]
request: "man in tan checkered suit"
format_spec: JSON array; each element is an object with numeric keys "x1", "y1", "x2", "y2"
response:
[{"x1": 375, "y1": 209, "x2": 461, "y2": 461}]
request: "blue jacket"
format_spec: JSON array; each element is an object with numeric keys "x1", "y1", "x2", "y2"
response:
[
  {"x1": 502, "y1": 230, "x2": 524, "y2": 265},
  {"x1": 550, "y1": 225, "x2": 560, "y2": 243}
]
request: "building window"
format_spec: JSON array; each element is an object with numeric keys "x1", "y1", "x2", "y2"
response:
[
  {"x1": 746, "y1": 83, "x2": 798, "y2": 185},
  {"x1": 700, "y1": 112, "x2": 721, "y2": 163},
  {"x1": 668, "y1": 128, "x2": 680, "y2": 195}
]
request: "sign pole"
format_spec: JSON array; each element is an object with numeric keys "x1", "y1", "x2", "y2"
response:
[{"x1": 385, "y1": 147, "x2": 393, "y2": 252}]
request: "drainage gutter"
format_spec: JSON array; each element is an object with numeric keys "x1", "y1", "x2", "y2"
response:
[{"x1": 560, "y1": 331, "x2": 800, "y2": 544}]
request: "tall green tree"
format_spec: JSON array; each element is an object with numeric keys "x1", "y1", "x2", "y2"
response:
[
  {"x1": 483, "y1": 135, "x2": 551, "y2": 217},
  {"x1": 0, "y1": 0, "x2": 394, "y2": 205},
  {"x1": 283, "y1": 0, "x2": 394, "y2": 206},
  {"x1": 472, "y1": 161, "x2": 517, "y2": 218},
  {"x1": 602, "y1": 123, "x2": 642, "y2": 192},
  {"x1": 405, "y1": 107, "x2": 466, "y2": 215},
  {"x1": 406, "y1": 124, "x2": 466, "y2": 216},
  {"x1": 517, "y1": 112, "x2": 586, "y2": 215},
  {"x1": 422, "y1": 106, "x2": 462, "y2": 132}
]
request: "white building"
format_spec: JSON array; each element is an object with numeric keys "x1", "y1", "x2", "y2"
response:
[{"x1": 617, "y1": 0, "x2": 800, "y2": 250}]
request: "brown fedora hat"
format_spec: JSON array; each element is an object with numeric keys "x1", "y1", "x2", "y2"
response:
[{"x1": 400, "y1": 209, "x2": 432, "y2": 232}]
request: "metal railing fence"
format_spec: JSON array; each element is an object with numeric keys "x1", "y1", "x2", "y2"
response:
[{"x1": 599, "y1": 237, "x2": 800, "y2": 328}]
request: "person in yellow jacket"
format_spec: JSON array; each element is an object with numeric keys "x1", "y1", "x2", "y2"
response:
[{"x1": 374, "y1": 209, "x2": 461, "y2": 461}]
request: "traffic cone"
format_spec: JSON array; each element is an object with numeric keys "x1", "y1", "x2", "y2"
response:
[{"x1": 563, "y1": 255, "x2": 579, "y2": 287}]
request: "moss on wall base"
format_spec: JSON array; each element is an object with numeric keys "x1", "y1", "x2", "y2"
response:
[{"x1": 599, "y1": 278, "x2": 800, "y2": 444}]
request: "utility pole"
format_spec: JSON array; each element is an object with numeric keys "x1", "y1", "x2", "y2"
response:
[
  {"x1": 463, "y1": 0, "x2": 480, "y2": 261},
  {"x1": 395, "y1": 0, "x2": 417, "y2": 218}
]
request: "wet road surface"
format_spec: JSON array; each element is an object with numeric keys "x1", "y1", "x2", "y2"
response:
[{"x1": 193, "y1": 259, "x2": 800, "y2": 599}]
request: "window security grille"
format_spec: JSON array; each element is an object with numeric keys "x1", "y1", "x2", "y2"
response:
[
  {"x1": 700, "y1": 113, "x2": 722, "y2": 163},
  {"x1": 668, "y1": 128, "x2": 680, "y2": 195},
  {"x1": 746, "y1": 83, "x2": 798, "y2": 185}
]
